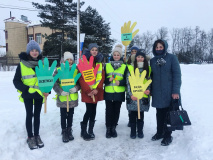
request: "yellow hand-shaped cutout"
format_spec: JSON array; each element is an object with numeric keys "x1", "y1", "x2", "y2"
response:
[{"x1": 121, "y1": 21, "x2": 139, "y2": 46}]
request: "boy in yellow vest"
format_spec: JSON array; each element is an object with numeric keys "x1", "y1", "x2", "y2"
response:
[
  {"x1": 53, "y1": 52, "x2": 80, "y2": 143},
  {"x1": 13, "y1": 40, "x2": 48, "y2": 149}
]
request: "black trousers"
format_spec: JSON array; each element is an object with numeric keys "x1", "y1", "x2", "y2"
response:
[
  {"x1": 156, "y1": 107, "x2": 172, "y2": 137},
  {"x1": 82, "y1": 103, "x2": 97, "y2": 124},
  {"x1": 129, "y1": 111, "x2": 144, "y2": 124},
  {"x1": 105, "y1": 100, "x2": 122, "y2": 127},
  {"x1": 60, "y1": 108, "x2": 74, "y2": 130},
  {"x1": 23, "y1": 98, "x2": 43, "y2": 138}
]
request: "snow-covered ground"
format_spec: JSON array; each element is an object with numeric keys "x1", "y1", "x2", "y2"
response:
[{"x1": 0, "y1": 64, "x2": 213, "y2": 160}]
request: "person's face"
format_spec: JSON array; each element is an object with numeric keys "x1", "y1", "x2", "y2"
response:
[
  {"x1": 156, "y1": 43, "x2": 164, "y2": 50},
  {"x1": 131, "y1": 49, "x2": 137, "y2": 55},
  {"x1": 66, "y1": 58, "x2": 73, "y2": 66},
  {"x1": 113, "y1": 52, "x2": 121, "y2": 61},
  {"x1": 90, "y1": 47, "x2": 98, "y2": 57},
  {"x1": 136, "y1": 55, "x2": 144, "y2": 62},
  {"x1": 29, "y1": 49, "x2": 39, "y2": 59}
]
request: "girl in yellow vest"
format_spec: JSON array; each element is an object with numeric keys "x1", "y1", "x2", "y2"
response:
[
  {"x1": 53, "y1": 52, "x2": 80, "y2": 143},
  {"x1": 78, "y1": 43, "x2": 105, "y2": 141},
  {"x1": 126, "y1": 51, "x2": 151, "y2": 139},
  {"x1": 13, "y1": 40, "x2": 48, "y2": 150},
  {"x1": 104, "y1": 44, "x2": 127, "y2": 138}
]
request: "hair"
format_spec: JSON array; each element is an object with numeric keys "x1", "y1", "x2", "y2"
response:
[
  {"x1": 133, "y1": 57, "x2": 149, "y2": 79},
  {"x1": 127, "y1": 56, "x2": 132, "y2": 65}
]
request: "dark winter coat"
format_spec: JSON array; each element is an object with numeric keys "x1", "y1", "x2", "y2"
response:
[
  {"x1": 13, "y1": 52, "x2": 43, "y2": 99},
  {"x1": 150, "y1": 40, "x2": 181, "y2": 108},
  {"x1": 104, "y1": 61, "x2": 127, "y2": 102},
  {"x1": 126, "y1": 67, "x2": 151, "y2": 111},
  {"x1": 78, "y1": 49, "x2": 105, "y2": 104}
]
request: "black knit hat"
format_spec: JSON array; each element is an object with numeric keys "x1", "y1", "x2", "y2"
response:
[{"x1": 135, "y1": 51, "x2": 146, "y2": 58}]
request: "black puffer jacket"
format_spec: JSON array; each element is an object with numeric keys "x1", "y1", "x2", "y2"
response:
[{"x1": 13, "y1": 52, "x2": 43, "y2": 99}]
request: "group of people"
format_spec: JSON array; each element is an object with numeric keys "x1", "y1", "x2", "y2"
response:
[{"x1": 13, "y1": 39, "x2": 182, "y2": 150}]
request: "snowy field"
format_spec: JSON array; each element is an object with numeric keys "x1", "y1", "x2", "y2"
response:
[{"x1": 0, "y1": 64, "x2": 213, "y2": 160}]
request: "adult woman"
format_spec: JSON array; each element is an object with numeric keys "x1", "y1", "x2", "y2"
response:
[
  {"x1": 150, "y1": 39, "x2": 181, "y2": 146},
  {"x1": 78, "y1": 43, "x2": 105, "y2": 141}
]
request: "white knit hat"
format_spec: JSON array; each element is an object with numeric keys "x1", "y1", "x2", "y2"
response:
[
  {"x1": 112, "y1": 44, "x2": 123, "y2": 56},
  {"x1": 64, "y1": 51, "x2": 74, "y2": 61}
]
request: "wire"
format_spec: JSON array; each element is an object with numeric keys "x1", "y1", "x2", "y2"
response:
[{"x1": 0, "y1": 5, "x2": 37, "y2": 11}]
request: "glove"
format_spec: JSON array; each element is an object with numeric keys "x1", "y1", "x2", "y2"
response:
[
  {"x1": 77, "y1": 55, "x2": 100, "y2": 86},
  {"x1": 35, "y1": 57, "x2": 62, "y2": 93},
  {"x1": 69, "y1": 87, "x2": 77, "y2": 93},
  {"x1": 61, "y1": 91, "x2": 69, "y2": 96},
  {"x1": 121, "y1": 21, "x2": 139, "y2": 46},
  {"x1": 128, "y1": 68, "x2": 152, "y2": 99}
]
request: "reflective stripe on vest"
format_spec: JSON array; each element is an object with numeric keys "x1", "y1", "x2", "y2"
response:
[
  {"x1": 91, "y1": 63, "x2": 102, "y2": 89},
  {"x1": 127, "y1": 65, "x2": 151, "y2": 98},
  {"x1": 18, "y1": 62, "x2": 44, "y2": 102},
  {"x1": 56, "y1": 67, "x2": 78, "y2": 102},
  {"x1": 105, "y1": 63, "x2": 126, "y2": 93}
]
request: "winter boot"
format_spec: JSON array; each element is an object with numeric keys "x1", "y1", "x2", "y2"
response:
[
  {"x1": 161, "y1": 136, "x2": 173, "y2": 146},
  {"x1": 35, "y1": 135, "x2": 44, "y2": 148},
  {"x1": 111, "y1": 126, "x2": 117, "y2": 138},
  {"x1": 67, "y1": 127, "x2": 74, "y2": 141},
  {"x1": 106, "y1": 127, "x2": 111, "y2": 138},
  {"x1": 88, "y1": 121, "x2": 95, "y2": 139},
  {"x1": 130, "y1": 123, "x2": 136, "y2": 139},
  {"x1": 137, "y1": 121, "x2": 144, "y2": 139},
  {"x1": 80, "y1": 122, "x2": 92, "y2": 141},
  {"x1": 151, "y1": 133, "x2": 164, "y2": 141},
  {"x1": 27, "y1": 137, "x2": 38, "y2": 150},
  {"x1": 62, "y1": 129, "x2": 69, "y2": 143}
]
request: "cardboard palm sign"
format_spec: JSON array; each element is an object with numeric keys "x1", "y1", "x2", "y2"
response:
[
  {"x1": 128, "y1": 69, "x2": 152, "y2": 119},
  {"x1": 59, "y1": 61, "x2": 81, "y2": 112},
  {"x1": 35, "y1": 57, "x2": 62, "y2": 113},
  {"x1": 78, "y1": 55, "x2": 100, "y2": 102},
  {"x1": 121, "y1": 21, "x2": 139, "y2": 59}
]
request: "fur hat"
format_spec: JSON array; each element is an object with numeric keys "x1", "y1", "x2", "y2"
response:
[
  {"x1": 26, "y1": 40, "x2": 41, "y2": 54},
  {"x1": 130, "y1": 45, "x2": 139, "y2": 52},
  {"x1": 64, "y1": 51, "x2": 74, "y2": 61},
  {"x1": 112, "y1": 44, "x2": 123, "y2": 56},
  {"x1": 88, "y1": 43, "x2": 99, "y2": 51}
]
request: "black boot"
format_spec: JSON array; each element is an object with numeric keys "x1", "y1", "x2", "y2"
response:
[
  {"x1": 151, "y1": 133, "x2": 164, "y2": 141},
  {"x1": 111, "y1": 126, "x2": 117, "y2": 138},
  {"x1": 88, "y1": 121, "x2": 95, "y2": 139},
  {"x1": 67, "y1": 127, "x2": 74, "y2": 141},
  {"x1": 161, "y1": 136, "x2": 173, "y2": 146},
  {"x1": 130, "y1": 123, "x2": 136, "y2": 139},
  {"x1": 106, "y1": 127, "x2": 111, "y2": 138},
  {"x1": 80, "y1": 122, "x2": 92, "y2": 141},
  {"x1": 137, "y1": 121, "x2": 144, "y2": 138},
  {"x1": 62, "y1": 129, "x2": 69, "y2": 143}
]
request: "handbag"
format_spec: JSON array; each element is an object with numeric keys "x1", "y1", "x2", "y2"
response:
[{"x1": 167, "y1": 99, "x2": 191, "y2": 128}]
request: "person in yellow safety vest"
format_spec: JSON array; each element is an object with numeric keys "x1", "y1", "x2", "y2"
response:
[
  {"x1": 104, "y1": 44, "x2": 127, "y2": 139},
  {"x1": 78, "y1": 43, "x2": 105, "y2": 141},
  {"x1": 126, "y1": 51, "x2": 151, "y2": 139},
  {"x1": 13, "y1": 40, "x2": 48, "y2": 150},
  {"x1": 53, "y1": 51, "x2": 80, "y2": 143}
]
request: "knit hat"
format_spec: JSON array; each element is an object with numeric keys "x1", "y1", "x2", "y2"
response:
[
  {"x1": 26, "y1": 40, "x2": 41, "y2": 54},
  {"x1": 64, "y1": 51, "x2": 74, "y2": 61},
  {"x1": 112, "y1": 44, "x2": 123, "y2": 56},
  {"x1": 130, "y1": 45, "x2": 139, "y2": 52},
  {"x1": 88, "y1": 43, "x2": 99, "y2": 51},
  {"x1": 135, "y1": 51, "x2": 146, "y2": 58}
]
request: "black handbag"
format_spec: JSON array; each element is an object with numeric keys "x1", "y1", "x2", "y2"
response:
[{"x1": 167, "y1": 99, "x2": 191, "y2": 128}]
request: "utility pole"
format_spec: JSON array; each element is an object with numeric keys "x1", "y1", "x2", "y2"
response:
[{"x1": 77, "y1": 0, "x2": 80, "y2": 64}]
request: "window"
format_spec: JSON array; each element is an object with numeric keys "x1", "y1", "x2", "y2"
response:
[
  {"x1": 6, "y1": 43, "x2": 8, "y2": 52},
  {"x1": 35, "y1": 33, "x2": 42, "y2": 44},
  {"x1": 28, "y1": 35, "x2": 33, "y2": 42},
  {"x1": 5, "y1": 31, "x2": 8, "y2": 40}
]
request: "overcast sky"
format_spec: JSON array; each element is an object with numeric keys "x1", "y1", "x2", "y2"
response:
[{"x1": 1, "y1": 0, "x2": 213, "y2": 46}]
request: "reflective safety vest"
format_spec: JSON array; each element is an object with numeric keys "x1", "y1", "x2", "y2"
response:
[
  {"x1": 127, "y1": 65, "x2": 152, "y2": 98},
  {"x1": 56, "y1": 67, "x2": 78, "y2": 102},
  {"x1": 105, "y1": 63, "x2": 126, "y2": 93},
  {"x1": 18, "y1": 62, "x2": 44, "y2": 102},
  {"x1": 91, "y1": 62, "x2": 102, "y2": 89}
]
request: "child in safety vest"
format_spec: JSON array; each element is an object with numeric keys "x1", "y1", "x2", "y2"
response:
[
  {"x1": 126, "y1": 51, "x2": 151, "y2": 139},
  {"x1": 78, "y1": 43, "x2": 105, "y2": 141},
  {"x1": 53, "y1": 51, "x2": 80, "y2": 143},
  {"x1": 104, "y1": 44, "x2": 127, "y2": 138},
  {"x1": 13, "y1": 40, "x2": 48, "y2": 150}
]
